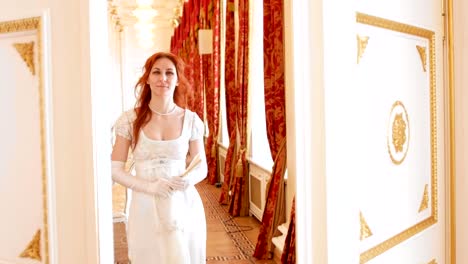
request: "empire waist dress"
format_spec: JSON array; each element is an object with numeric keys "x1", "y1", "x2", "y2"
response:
[{"x1": 114, "y1": 109, "x2": 207, "y2": 264}]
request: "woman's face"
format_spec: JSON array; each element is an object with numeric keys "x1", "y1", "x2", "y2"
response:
[{"x1": 147, "y1": 57, "x2": 178, "y2": 98}]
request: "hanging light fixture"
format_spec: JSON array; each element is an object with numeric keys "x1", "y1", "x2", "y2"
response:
[
  {"x1": 132, "y1": 0, "x2": 157, "y2": 49},
  {"x1": 132, "y1": 6, "x2": 157, "y2": 23},
  {"x1": 136, "y1": 0, "x2": 153, "y2": 6}
]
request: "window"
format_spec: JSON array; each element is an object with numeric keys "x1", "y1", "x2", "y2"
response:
[
  {"x1": 219, "y1": 0, "x2": 229, "y2": 148},
  {"x1": 248, "y1": 0, "x2": 273, "y2": 171}
]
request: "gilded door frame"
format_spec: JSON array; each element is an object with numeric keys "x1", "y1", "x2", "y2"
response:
[{"x1": 445, "y1": 0, "x2": 456, "y2": 262}]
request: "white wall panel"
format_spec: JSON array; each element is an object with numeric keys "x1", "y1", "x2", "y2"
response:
[
  {"x1": 0, "y1": 0, "x2": 101, "y2": 262},
  {"x1": 453, "y1": 0, "x2": 468, "y2": 262},
  {"x1": 0, "y1": 16, "x2": 52, "y2": 264}
]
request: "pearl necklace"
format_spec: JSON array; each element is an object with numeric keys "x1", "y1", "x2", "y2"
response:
[{"x1": 149, "y1": 104, "x2": 177, "y2": 116}]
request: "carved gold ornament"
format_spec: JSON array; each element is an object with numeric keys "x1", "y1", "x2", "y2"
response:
[
  {"x1": 13, "y1": 41, "x2": 35, "y2": 75},
  {"x1": 387, "y1": 101, "x2": 410, "y2": 165},
  {"x1": 416, "y1": 45, "x2": 427, "y2": 72},
  {"x1": 360, "y1": 211, "x2": 373, "y2": 240},
  {"x1": 19, "y1": 229, "x2": 41, "y2": 261},
  {"x1": 428, "y1": 259, "x2": 437, "y2": 264},
  {"x1": 357, "y1": 35, "x2": 370, "y2": 64},
  {"x1": 392, "y1": 113, "x2": 406, "y2": 152},
  {"x1": 418, "y1": 184, "x2": 429, "y2": 212}
]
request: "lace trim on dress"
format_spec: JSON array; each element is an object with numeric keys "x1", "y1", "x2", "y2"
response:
[
  {"x1": 190, "y1": 112, "x2": 204, "y2": 141},
  {"x1": 114, "y1": 110, "x2": 136, "y2": 141}
]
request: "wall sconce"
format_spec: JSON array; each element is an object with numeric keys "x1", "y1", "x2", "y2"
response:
[{"x1": 198, "y1": 29, "x2": 213, "y2": 54}]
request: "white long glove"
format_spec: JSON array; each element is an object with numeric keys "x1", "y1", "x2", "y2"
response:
[
  {"x1": 170, "y1": 155, "x2": 207, "y2": 191},
  {"x1": 111, "y1": 161, "x2": 185, "y2": 198}
]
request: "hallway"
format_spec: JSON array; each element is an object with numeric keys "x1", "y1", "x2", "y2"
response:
[{"x1": 113, "y1": 181, "x2": 280, "y2": 263}]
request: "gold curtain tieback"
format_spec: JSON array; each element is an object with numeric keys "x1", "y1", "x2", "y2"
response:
[{"x1": 235, "y1": 147, "x2": 247, "y2": 178}]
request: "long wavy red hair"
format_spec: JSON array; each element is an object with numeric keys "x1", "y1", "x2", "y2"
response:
[{"x1": 132, "y1": 52, "x2": 192, "y2": 149}]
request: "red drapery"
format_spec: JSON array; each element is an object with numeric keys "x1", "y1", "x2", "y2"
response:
[
  {"x1": 254, "y1": 0, "x2": 287, "y2": 259},
  {"x1": 228, "y1": 0, "x2": 249, "y2": 217},
  {"x1": 191, "y1": 0, "x2": 204, "y2": 118},
  {"x1": 204, "y1": 0, "x2": 221, "y2": 185},
  {"x1": 170, "y1": 0, "x2": 204, "y2": 118},
  {"x1": 172, "y1": 0, "x2": 222, "y2": 185},
  {"x1": 281, "y1": 196, "x2": 296, "y2": 263},
  {"x1": 219, "y1": 0, "x2": 237, "y2": 205}
]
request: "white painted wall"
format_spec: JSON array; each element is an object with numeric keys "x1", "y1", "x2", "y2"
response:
[
  {"x1": 292, "y1": 0, "x2": 446, "y2": 263},
  {"x1": 108, "y1": 19, "x2": 125, "y2": 121},
  {"x1": 287, "y1": 0, "x2": 328, "y2": 263},
  {"x1": 0, "y1": 27, "x2": 47, "y2": 264},
  {"x1": 322, "y1": 0, "x2": 359, "y2": 261},
  {"x1": 0, "y1": 0, "x2": 103, "y2": 263},
  {"x1": 453, "y1": 0, "x2": 468, "y2": 262},
  {"x1": 283, "y1": 0, "x2": 296, "y2": 226}
]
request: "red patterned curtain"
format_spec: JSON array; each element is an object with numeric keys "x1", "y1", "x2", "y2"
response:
[
  {"x1": 219, "y1": 0, "x2": 237, "y2": 205},
  {"x1": 184, "y1": 1, "x2": 195, "y2": 110},
  {"x1": 281, "y1": 196, "x2": 296, "y2": 263},
  {"x1": 204, "y1": 0, "x2": 221, "y2": 184},
  {"x1": 188, "y1": 0, "x2": 205, "y2": 118},
  {"x1": 228, "y1": 0, "x2": 249, "y2": 217},
  {"x1": 254, "y1": 0, "x2": 287, "y2": 259}
]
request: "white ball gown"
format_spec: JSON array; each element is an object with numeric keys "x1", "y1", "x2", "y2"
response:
[{"x1": 114, "y1": 109, "x2": 207, "y2": 264}]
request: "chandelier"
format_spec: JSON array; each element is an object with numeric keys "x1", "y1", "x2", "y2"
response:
[{"x1": 133, "y1": 0, "x2": 158, "y2": 48}]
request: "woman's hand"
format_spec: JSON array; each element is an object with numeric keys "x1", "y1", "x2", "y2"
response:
[
  {"x1": 147, "y1": 177, "x2": 185, "y2": 198},
  {"x1": 169, "y1": 176, "x2": 190, "y2": 191}
]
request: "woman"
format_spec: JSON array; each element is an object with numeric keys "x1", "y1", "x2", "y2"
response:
[{"x1": 111, "y1": 52, "x2": 207, "y2": 264}]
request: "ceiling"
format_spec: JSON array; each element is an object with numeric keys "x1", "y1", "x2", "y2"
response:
[
  {"x1": 106, "y1": 1, "x2": 187, "y2": 103},
  {"x1": 108, "y1": 0, "x2": 183, "y2": 32},
  {"x1": 108, "y1": 0, "x2": 186, "y2": 51}
]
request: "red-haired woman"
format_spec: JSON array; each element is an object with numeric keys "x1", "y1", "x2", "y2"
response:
[{"x1": 111, "y1": 52, "x2": 207, "y2": 263}]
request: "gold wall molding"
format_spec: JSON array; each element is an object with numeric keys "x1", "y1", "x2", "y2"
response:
[
  {"x1": 360, "y1": 218, "x2": 437, "y2": 263},
  {"x1": 416, "y1": 45, "x2": 427, "y2": 72},
  {"x1": 357, "y1": 35, "x2": 369, "y2": 64},
  {"x1": 13, "y1": 41, "x2": 35, "y2": 75},
  {"x1": 446, "y1": 0, "x2": 456, "y2": 262},
  {"x1": 418, "y1": 184, "x2": 429, "y2": 212},
  {"x1": 428, "y1": 258, "x2": 437, "y2": 264},
  {"x1": 357, "y1": 12, "x2": 437, "y2": 264},
  {"x1": 360, "y1": 211, "x2": 373, "y2": 240},
  {"x1": 19, "y1": 229, "x2": 41, "y2": 261},
  {"x1": 356, "y1": 12, "x2": 434, "y2": 39},
  {"x1": 1, "y1": 16, "x2": 49, "y2": 264},
  {"x1": 0, "y1": 17, "x2": 39, "y2": 33}
]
